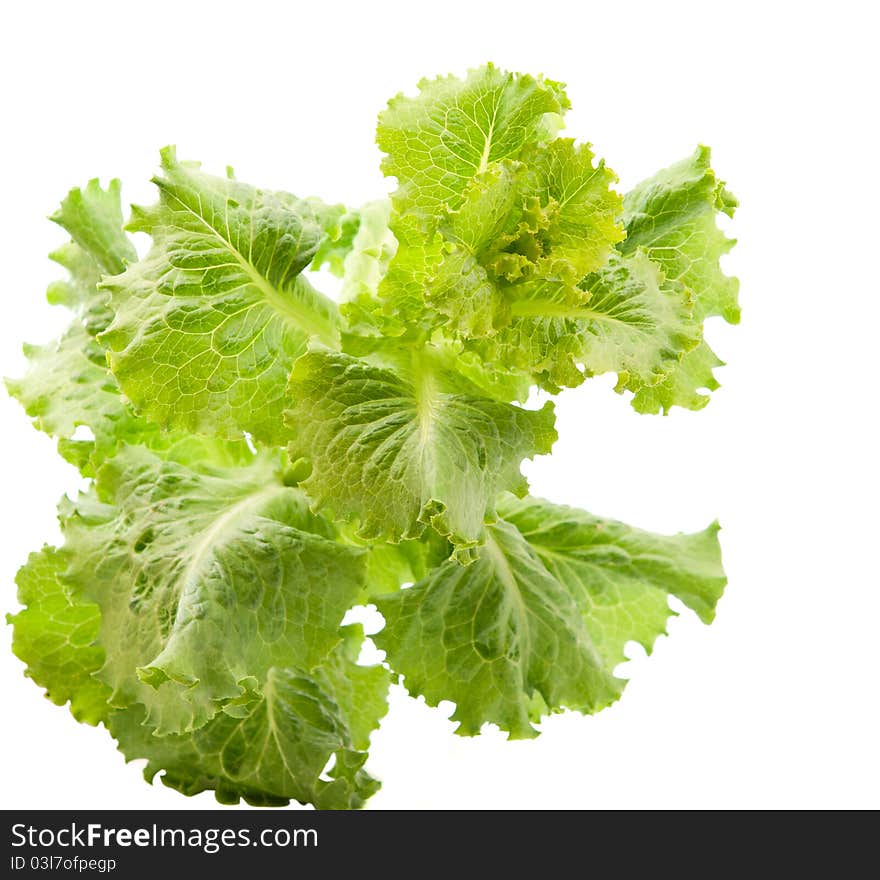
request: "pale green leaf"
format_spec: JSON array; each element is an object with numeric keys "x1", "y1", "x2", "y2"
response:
[
  {"x1": 498, "y1": 495, "x2": 727, "y2": 664},
  {"x1": 341, "y1": 200, "x2": 396, "y2": 297},
  {"x1": 350, "y1": 536, "x2": 438, "y2": 599},
  {"x1": 377, "y1": 496, "x2": 726, "y2": 737},
  {"x1": 342, "y1": 330, "x2": 534, "y2": 404},
  {"x1": 523, "y1": 138, "x2": 624, "y2": 280},
  {"x1": 110, "y1": 631, "x2": 389, "y2": 809},
  {"x1": 375, "y1": 112, "x2": 626, "y2": 384},
  {"x1": 424, "y1": 245, "x2": 501, "y2": 337},
  {"x1": 440, "y1": 159, "x2": 524, "y2": 254},
  {"x1": 343, "y1": 214, "x2": 443, "y2": 336},
  {"x1": 631, "y1": 339, "x2": 724, "y2": 414},
  {"x1": 351, "y1": 167, "x2": 522, "y2": 338},
  {"x1": 45, "y1": 240, "x2": 106, "y2": 330},
  {"x1": 579, "y1": 251, "x2": 699, "y2": 392},
  {"x1": 430, "y1": 143, "x2": 623, "y2": 384},
  {"x1": 378, "y1": 63, "x2": 568, "y2": 226},
  {"x1": 8, "y1": 547, "x2": 111, "y2": 725},
  {"x1": 621, "y1": 145, "x2": 739, "y2": 323},
  {"x1": 62, "y1": 445, "x2": 366, "y2": 734},
  {"x1": 5, "y1": 322, "x2": 248, "y2": 475},
  {"x1": 5, "y1": 322, "x2": 159, "y2": 472},
  {"x1": 100, "y1": 147, "x2": 342, "y2": 443},
  {"x1": 5, "y1": 181, "x2": 151, "y2": 472},
  {"x1": 613, "y1": 146, "x2": 738, "y2": 411},
  {"x1": 444, "y1": 344, "x2": 533, "y2": 403},
  {"x1": 47, "y1": 179, "x2": 137, "y2": 334},
  {"x1": 376, "y1": 520, "x2": 621, "y2": 738},
  {"x1": 477, "y1": 251, "x2": 699, "y2": 395},
  {"x1": 286, "y1": 349, "x2": 556, "y2": 549},
  {"x1": 474, "y1": 275, "x2": 588, "y2": 392},
  {"x1": 308, "y1": 201, "x2": 361, "y2": 277},
  {"x1": 322, "y1": 625, "x2": 392, "y2": 750},
  {"x1": 382, "y1": 145, "x2": 623, "y2": 357},
  {"x1": 51, "y1": 178, "x2": 137, "y2": 278}
]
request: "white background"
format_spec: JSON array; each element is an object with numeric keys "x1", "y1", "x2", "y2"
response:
[{"x1": 1, "y1": 0, "x2": 877, "y2": 810}]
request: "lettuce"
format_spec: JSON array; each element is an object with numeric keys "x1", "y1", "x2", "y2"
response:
[{"x1": 6, "y1": 64, "x2": 736, "y2": 809}]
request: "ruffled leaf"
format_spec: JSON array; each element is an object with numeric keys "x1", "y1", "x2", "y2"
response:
[
  {"x1": 62, "y1": 444, "x2": 365, "y2": 734},
  {"x1": 376, "y1": 495, "x2": 725, "y2": 737},
  {"x1": 8, "y1": 547, "x2": 110, "y2": 725},
  {"x1": 378, "y1": 63, "x2": 568, "y2": 227},
  {"x1": 101, "y1": 148, "x2": 342, "y2": 442},
  {"x1": 110, "y1": 629, "x2": 389, "y2": 809},
  {"x1": 286, "y1": 349, "x2": 556, "y2": 550}
]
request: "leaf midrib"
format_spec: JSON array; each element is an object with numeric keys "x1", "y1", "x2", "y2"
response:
[
  {"x1": 508, "y1": 297, "x2": 650, "y2": 330},
  {"x1": 482, "y1": 527, "x2": 531, "y2": 659}
]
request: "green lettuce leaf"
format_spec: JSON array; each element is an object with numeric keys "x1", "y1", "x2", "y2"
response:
[
  {"x1": 358, "y1": 219, "x2": 444, "y2": 336},
  {"x1": 100, "y1": 147, "x2": 342, "y2": 442},
  {"x1": 378, "y1": 63, "x2": 568, "y2": 227},
  {"x1": 5, "y1": 180, "x2": 150, "y2": 471},
  {"x1": 46, "y1": 179, "x2": 137, "y2": 334},
  {"x1": 308, "y1": 201, "x2": 361, "y2": 277},
  {"x1": 61, "y1": 444, "x2": 365, "y2": 734},
  {"x1": 375, "y1": 86, "x2": 628, "y2": 390},
  {"x1": 498, "y1": 495, "x2": 727, "y2": 652},
  {"x1": 520, "y1": 138, "x2": 623, "y2": 280},
  {"x1": 370, "y1": 137, "x2": 626, "y2": 391},
  {"x1": 6, "y1": 322, "x2": 159, "y2": 472},
  {"x1": 45, "y1": 238, "x2": 110, "y2": 335},
  {"x1": 472, "y1": 305, "x2": 586, "y2": 392},
  {"x1": 631, "y1": 339, "x2": 724, "y2": 414},
  {"x1": 109, "y1": 628, "x2": 389, "y2": 809},
  {"x1": 421, "y1": 244, "x2": 501, "y2": 338},
  {"x1": 342, "y1": 532, "x2": 441, "y2": 599},
  {"x1": 376, "y1": 496, "x2": 725, "y2": 737},
  {"x1": 378, "y1": 140, "x2": 623, "y2": 356},
  {"x1": 441, "y1": 159, "x2": 525, "y2": 257},
  {"x1": 616, "y1": 146, "x2": 738, "y2": 412},
  {"x1": 286, "y1": 349, "x2": 556, "y2": 550},
  {"x1": 579, "y1": 251, "x2": 699, "y2": 393},
  {"x1": 376, "y1": 519, "x2": 621, "y2": 738},
  {"x1": 621, "y1": 145, "x2": 739, "y2": 324},
  {"x1": 421, "y1": 159, "x2": 529, "y2": 337},
  {"x1": 8, "y1": 547, "x2": 110, "y2": 725},
  {"x1": 6, "y1": 321, "x2": 250, "y2": 475},
  {"x1": 340, "y1": 200, "x2": 397, "y2": 301},
  {"x1": 51, "y1": 178, "x2": 137, "y2": 278},
  {"x1": 474, "y1": 250, "x2": 695, "y2": 395}
]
